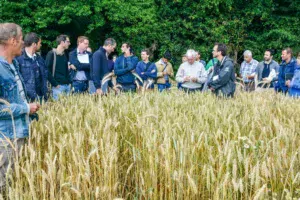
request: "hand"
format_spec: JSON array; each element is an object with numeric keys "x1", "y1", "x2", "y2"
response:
[
  {"x1": 96, "y1": 88, "x2": 103, "y2": 95},
  {"x1": 56, "y1": 85, "x2": 60, "y2": 89},
  {"x1": 286, "y1": 80, "x2": 291, "y2": 87},
  {"x1": 69, "y1": 64, "x2": 76, "y2": 70},
  {"x1": 29, "y1": 103, "x2": 40, "y2": 114},
  {"x1": 246, "y1": 75, "x2": 254, "y2": 79},
  {"x1": 183, "y1": 76, "x2": 190, "y2": 82},
  {"x1": 114, "y1": 87, "x2": 120, "y2": 92},
  {"x1": 263, "y1": 78, "x2": 271, "y2": 82},
  {"x1": 191, "y1": 77, "x2": 198, "y2": 82}
]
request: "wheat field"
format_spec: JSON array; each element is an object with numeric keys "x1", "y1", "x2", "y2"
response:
[{"x1": 3, "y1": 90, "x2": 300, "y2": 199}]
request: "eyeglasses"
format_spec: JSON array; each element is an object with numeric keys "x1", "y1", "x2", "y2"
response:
[{"x1": 65, "y1": 40, "x2": 70, "y2": 44}]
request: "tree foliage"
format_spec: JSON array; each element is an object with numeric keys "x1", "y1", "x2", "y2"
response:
[{"x1": 1, "y1": 0, "x2": 299, "y2": 67}]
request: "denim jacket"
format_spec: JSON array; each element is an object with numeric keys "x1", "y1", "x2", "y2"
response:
[
  {"x1": 0, "y1": 56, "x2": 30, "y2": 139},
  {"x1": 114, "y1": 55, "x2": 139, "y2": 84},
  {"x1": 290, "y1": 65, "x2": 300, "y2": 89}
]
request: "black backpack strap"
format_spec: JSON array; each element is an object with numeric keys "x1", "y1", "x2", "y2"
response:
[{"x1": 52, "y1": 49, "x2": 57, "y2": 76}]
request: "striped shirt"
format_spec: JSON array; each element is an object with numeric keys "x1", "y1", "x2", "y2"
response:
[
  {"x1": 9, "y1": 63, "x2": 28, "y2": 103},
  {"x1": 240, "y1": 59, "x2": 259, "y2": 83}
]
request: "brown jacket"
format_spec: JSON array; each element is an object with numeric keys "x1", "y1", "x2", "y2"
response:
[{"x1": 155, "y1": 60, "x2": 174, "y2": 84}]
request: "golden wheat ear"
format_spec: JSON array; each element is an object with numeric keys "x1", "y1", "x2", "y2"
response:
[
  {"x1": 132, "y1": 72, "x2": 143, "y2": 84},
  {"x1": 146, "y1": 80, "x2": 154, "y2": 90},
  {"x1": 0, "y1": 98, "x2": 10, "y2": 106},
  {"x1": 101, "y1": 72, "x2": 114, "y2": 86},
  {"x1": 236, "y1": 77, "x2": 244, "y2": 83},
  {"x1": 135, "y1": 80, "x2": 140, "y2": 90},
  {"x1": 113, "y1": 84, "x2": 122, "y2": 91},
  {"x1": 235, "y1": 81, "x2": 245, "y2": 90},
  {"x1": 0, "y1": 98, "x2": 17, "y2": 145},
  {"x1": 256, "y1": 81, "x2": 271, "y2": 89}
]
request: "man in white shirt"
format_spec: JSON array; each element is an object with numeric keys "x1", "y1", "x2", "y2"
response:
[
  {"x1": 69, "y1": 36, "x2": 92, "y2": 93},
  {"x1": 176, "y1": 49, "x2": 207, "y2": 92}
]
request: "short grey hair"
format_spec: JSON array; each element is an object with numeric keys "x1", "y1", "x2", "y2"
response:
[
  {"x1": 0, "y1": 23, "x2": 22, "y2": 45},
  {"x1": 186, "y1": 49, "x2": 197, "y2": 58},
  {"x1": 243, "y1": 50, "x2": 252, "y2": 57},
  {"x1": 103, "y1": 38, "x2": 116, "y2": 47}
]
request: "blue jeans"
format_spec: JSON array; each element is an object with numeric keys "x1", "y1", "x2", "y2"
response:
[
  {"x1": 89, "y1": 81, "x2": 96, "y2": 94},
  {"x1": 88, "y1": 81, "x2": 110, "y2": 94},
  {"x1": 157, "y1": 82, "x2": 171, "y2": 92},
  {"x1": 289, "y1": 88, "x2": 300, "y2": 98},
  {"x1": 101, "y1": 81, "x2": 110, "y2": 94},
  {"x1": 121, "y1": 84, "x2": 136, "y2": 93},
  {"x1": 52, "y1": 84, "x2": 71, "y2": 100},
  {"x1": 177, "y1": 83, "x2": 182, "y2": 90},
  {"x1": 72, "y1": 80, "x2": 88, "y2": 94}
]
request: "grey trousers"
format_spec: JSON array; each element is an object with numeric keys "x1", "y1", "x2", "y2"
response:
[{"x1": 0, "y1": 138, "x2": 25, "y2": 188}]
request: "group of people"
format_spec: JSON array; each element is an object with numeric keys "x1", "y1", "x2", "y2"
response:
[
  {"x1": 237, "y1": 48, "x2": 300, "y2": 97},
  {"x1": 3, "y1": 25, "x2": 300, "y2": 103},
  {"x1": 0, "y1": 22, "x2": 300, "y2": 193}
]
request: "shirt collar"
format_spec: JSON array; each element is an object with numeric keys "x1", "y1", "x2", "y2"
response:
[
  {"x1": 25, "y1": 49, "x2": 36, "y2": 59},
  {"x1": 220, "y1": 56, "x2": 226, "y2": 66},
  {"x1": 0, "y1": 56, "x2": 17, "y2": 66},
  {"x1": 77, "y1": 48, "x2": 87, "y2": 55},
  {"x1": 160, "y1": 59, "x2": 167, "y2": 66},
  {"x1": 0, "y1": 56, "x2": 6, "y2": 62},
  {"x1": 246, "y1": 58, "x2": 254, "y2": 65},
  {"x1": 264, "y1": 60, "x2": 272, "y2": 65}
]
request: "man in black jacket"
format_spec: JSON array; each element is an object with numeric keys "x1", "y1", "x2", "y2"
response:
[
  {"x1": 91, "y1": 38, "x2": 116, "y2": 95},
  {"x1": 208, "y1": 43, "x2": 236, "y2": 97},
  {"x1": 45, "y1": 35, "x2": 72, "y2": 100},
  {"x1": 16, "y1": 32, "x2": 48, "y2": 102}
]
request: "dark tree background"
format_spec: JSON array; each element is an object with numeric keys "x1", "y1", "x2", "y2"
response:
[{"x1": 1, "y1": 0, "x2": 299, "y2": 70}]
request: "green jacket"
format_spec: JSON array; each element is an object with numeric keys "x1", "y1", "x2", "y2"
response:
[{"x1": 205, "y1": 58, "x2": 218, "y2": 71}]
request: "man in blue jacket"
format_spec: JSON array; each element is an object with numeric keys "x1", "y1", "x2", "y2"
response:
[
  {"x1": 0, "y1": 23, "x2": 40, "y2": 192},
  {"x1": 92, "y1": 38, "x2": 116, "y2": 95},
  {"x1": 16, "y1": 32, "x2": 48, "y2": 102},
  {"x1": 275, "y1": 48, "x2": 297, "y2": 94},
  {"x1": 114, "y1": 43, "x2": 139, "y2": 92},
  {"x1": 69, "y1": 36, "x2": 92, "y2": 94},
  {"x1": 287, "y1": 53, "x2": 300, "y2": 97},
  {"x1": 135, "y1": 49, "x2": 157, "y2": 89}
]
